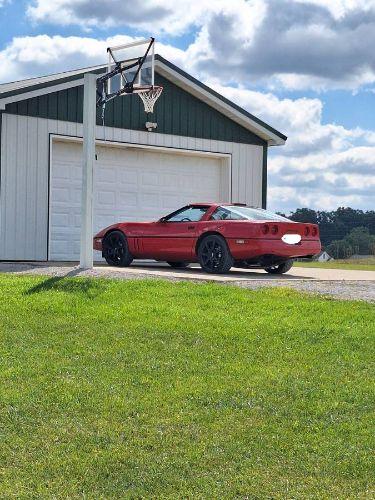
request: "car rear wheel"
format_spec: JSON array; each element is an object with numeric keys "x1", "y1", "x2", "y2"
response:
[
  {"x1": 102, "y1": 230, "x2": 133, "y2": 267},
  {"x1": 265, "y1": 259, "x2": 294, "y2": 274},
  {"x1": 198, "y1": 235, "x2": 233, "y2": 274},
  {"x1": 167, "y1": 262, "x2": 190, "y2": 269}
]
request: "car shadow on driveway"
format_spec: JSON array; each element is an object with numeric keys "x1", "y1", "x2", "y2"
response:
[{"x1": 127, "y1": 262, "x2": 314, "y2": 280}]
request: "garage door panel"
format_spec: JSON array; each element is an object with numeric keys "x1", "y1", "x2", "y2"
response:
[
  {"x1": 117, "y1": 192, "x2": 138, "y2": 208},
  {"x1": 120, "y1": 170, "x2": 137, "y2": 185},
  {"x1": 50, "y1": 231, "x2": 80, "y2": 261},
  {"x1": 50, "y1": 142, "x2": 229, "y2": 261},
  {"x1": 141, "y1": 172, "x2": 159, "y2": 187},
  {"x1": 51, "y1": 210, "x2": 77, "y2": 230},
  {"x1": 97, "y1": 190, "x2": 116, "y2": 206},
  {"x1": 96, "y1": 167, "x2": 116, "y2": 183}
]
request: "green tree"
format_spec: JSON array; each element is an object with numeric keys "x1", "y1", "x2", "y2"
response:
[
  {"x1": 344, "y1": 227, "x2": 375, "y2": 255},
  {"x1": 286, "y1": 207, "x2": 375, "y2": 249},
  {"x1": 327, "y1": 240, "x2": 353, "y2": 259},
  {"x1": 327, "y1": 227, "x2": 375, "y2": 258},
  {"x1": 289, "y1": 208, "x2": 318, "y2": 224}
]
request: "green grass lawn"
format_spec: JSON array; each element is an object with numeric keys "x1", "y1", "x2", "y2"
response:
[
  {"x1": 0, "y1": 275, "x2": 374, "y2": 498},
  {"x1": 295, "y1": 257, "x2": 375, "y2": 271}
]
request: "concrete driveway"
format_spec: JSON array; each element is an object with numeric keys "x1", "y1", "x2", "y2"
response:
[{"x1": 105, "y1": 262, "x2": 375, "y2": 282}]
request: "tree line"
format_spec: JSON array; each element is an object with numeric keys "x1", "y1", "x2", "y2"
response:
[{"x1": 277, "y1": 207, "x2": 375, "y2": 258}]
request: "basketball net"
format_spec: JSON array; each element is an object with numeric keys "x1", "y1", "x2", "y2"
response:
[{"x1": 137, "y1": 86, "x2": 163, "y2": 113}]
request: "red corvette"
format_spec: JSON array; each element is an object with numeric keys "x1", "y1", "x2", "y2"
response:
[{"x1": 93, "y1": 203, "x2": 321, "y2": 274}]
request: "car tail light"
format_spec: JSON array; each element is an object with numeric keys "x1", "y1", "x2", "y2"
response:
[
  {"x1": 312, "y1": 226, "x2": 318, "y2": 237},
  {"x1": 304, "y1": 226, "x2": 310, "y2": 236},
  {"x1": 271, "y1": 225, "x2": 278, "y2": 235},
  {"x1": 262, "y1": 224, "x2": 270, "y2": 235}
]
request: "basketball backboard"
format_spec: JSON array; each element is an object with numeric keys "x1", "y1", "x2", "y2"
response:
[
  {"x1": 96, "y1": 37, "x2": 162, "y2": 113},
  {"x1": 107, "y1": 37, "x2": 155, "y2": 94}
]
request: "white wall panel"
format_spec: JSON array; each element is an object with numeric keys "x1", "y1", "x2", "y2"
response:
[{"x1": 0, "y1": 113, "x2": 264, "y2": 260}]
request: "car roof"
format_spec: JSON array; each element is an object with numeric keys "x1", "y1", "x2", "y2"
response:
[
  {"x1": 189, "y1": 203, "x2": 260, "y2": 209},
  {"x1": 189, "y1": 203, "x2": 219, "y2": 207}
]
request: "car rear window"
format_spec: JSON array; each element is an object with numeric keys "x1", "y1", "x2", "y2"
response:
[
  {"x1": 210, "y1": 207, "x2": 246, "y2": 220},
  {"x1": 211, "y1": 206, "x2": 291, "y2": 222}
]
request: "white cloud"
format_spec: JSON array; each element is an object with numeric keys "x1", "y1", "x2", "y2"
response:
[
  {"x1": 207, "y1": 83, "x2": 375, "y2": 153},
  {"x1": 27, "y1": 0, "x2": 265, "y2": 37},
  {"x1": 207, "y1": 83, "x2": 375, "y2": 212},
  {"x1": 295, "y1": 0, "x2": 375, "y2": 19},
  {"x1": 26, "y1": 0, "x2": 375, "y2": 91},
  {"x1": 0, "y1": 34, "x2": 185, "y2": 83},
  {"x1": 191, "y1": 0, "x2": 375, "y2": 91}
]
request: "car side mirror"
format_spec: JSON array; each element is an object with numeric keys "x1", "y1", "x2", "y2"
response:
[{"x1": 158, "y1": 217, "x2": 167, "y2": 223}]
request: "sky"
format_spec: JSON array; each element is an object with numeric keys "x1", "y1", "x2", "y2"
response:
[{"x1": 0, "y1": 0, "x2": 374, "y2": 214}]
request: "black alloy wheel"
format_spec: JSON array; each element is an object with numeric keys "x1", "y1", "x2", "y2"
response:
[
  {"x1": 198, "y1": 235, "x2": 233, "y2": 274},
  {"x1": 102, "y1": 231, "x2": 133, "y2": 267},
  {"x1": 265, "y1": 259, "x2": 294, "y2": 274}
]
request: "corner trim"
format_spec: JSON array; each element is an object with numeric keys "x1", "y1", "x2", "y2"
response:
[
  {"x1": 262, "y1": 145, "x2": 268, "y2": 209},
  {"x1": 0, "y1": 111, "x2": 2, "y2": 210}
]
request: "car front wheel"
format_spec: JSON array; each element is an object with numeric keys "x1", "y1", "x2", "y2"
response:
[
  {"x1": 198, "y1": 235, "x2": 233, "y2": 274},
  {"x1": 265, "y1": 259, "x2": 294, "y2": 274},
  {"x1": 102, "y1": 230, "x2": 133, "y2": 267}
]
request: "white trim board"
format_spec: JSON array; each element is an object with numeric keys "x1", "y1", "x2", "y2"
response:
[
  {"x1": 52, "y1": 134, "x2": 232, "y2": 159},
  {"x1": 0, "y1": 79, "x2": 84, "y2": 110}
]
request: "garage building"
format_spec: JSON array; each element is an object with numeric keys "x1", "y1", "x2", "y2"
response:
[{"x1": 0, "y1": 55, "x2": 286, "y2": 261}]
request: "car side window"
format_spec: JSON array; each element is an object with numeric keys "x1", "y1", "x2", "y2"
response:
[
  {"x1": 166, "y1": 206, "x2": 208, "y2": 222},
  {"x1": 210, "y1": 207, "x2": 245, "y2": 221}
]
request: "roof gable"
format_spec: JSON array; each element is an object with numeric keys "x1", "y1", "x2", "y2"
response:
[{"x1": 0, "y1": 57, "x2": 286, "y2": 145}]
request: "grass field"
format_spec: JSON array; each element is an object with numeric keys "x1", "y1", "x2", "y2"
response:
[
  {"x1": 295, "y1": 257, "x2": 375, "y2": 271},
  {"x1": 0, "y1": 275, "x2": 374, "y2": 498}
]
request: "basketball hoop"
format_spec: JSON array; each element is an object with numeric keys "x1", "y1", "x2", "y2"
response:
[
  {"x1": 97, "y1": 38, "x2": 163, "y2": 121},
  {"x1": 136, "y1": 85, "x2": 163, "y2": 113}
]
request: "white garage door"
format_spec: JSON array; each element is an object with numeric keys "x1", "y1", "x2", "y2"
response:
[{"x1": 49, "y1": 140, "x2": 229, "y2": 261}]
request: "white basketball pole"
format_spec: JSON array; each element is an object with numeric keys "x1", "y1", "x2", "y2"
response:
[{"x1": 79, "y1": 73, "x2": 97, "y2": 269}]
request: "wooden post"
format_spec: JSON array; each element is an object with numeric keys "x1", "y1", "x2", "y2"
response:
[{"x1": 79, "y1": 73, "x2": 96, "y2": 269}]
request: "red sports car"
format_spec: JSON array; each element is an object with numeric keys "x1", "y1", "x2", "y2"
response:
[{"x1": 93, "y1": 203, "x2": 321, "y2": 274}]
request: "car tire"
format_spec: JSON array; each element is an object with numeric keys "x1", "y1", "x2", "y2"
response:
[
  {"x1": 198, "y1": 234, "x2": 233, "y2": 274},
  {"x1": 102, "y1": 230, "x2": 133, "y2": 267},
  {"x1": 265, "y1": 259, "x2": 294, "y2": 274},
  {"x1": 167, "y1": 262, "x2": 190, "y2": 269}
]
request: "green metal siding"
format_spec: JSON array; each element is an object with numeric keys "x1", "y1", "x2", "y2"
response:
[{"x1": 5, "y1": 74, "x2": 265, "y2": 146}]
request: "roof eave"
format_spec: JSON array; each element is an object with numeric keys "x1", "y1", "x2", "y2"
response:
[{"x1": 155, "y1": 56, "x2": 287, "y2": 146}]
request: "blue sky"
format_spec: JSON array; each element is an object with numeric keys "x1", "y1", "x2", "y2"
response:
[{"x1": 0, "y1": 0, "x2": 374, "y2": 213}]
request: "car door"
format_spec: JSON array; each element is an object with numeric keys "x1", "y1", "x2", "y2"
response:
[{"x1": 140, "y1": 206, "x2": 208, "y2": 260}]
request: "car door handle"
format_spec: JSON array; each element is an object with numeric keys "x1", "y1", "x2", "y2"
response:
[{"x1": 188, "y1": 225, "x2": 195, "y2": 230}]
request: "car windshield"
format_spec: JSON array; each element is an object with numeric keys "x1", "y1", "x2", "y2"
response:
[
  {"x1": 213, "y1": 206, "x2": 291, "y2": 222},
  {"x1": 164, "y1": 206, "x2": 209, "y2": 222}
]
